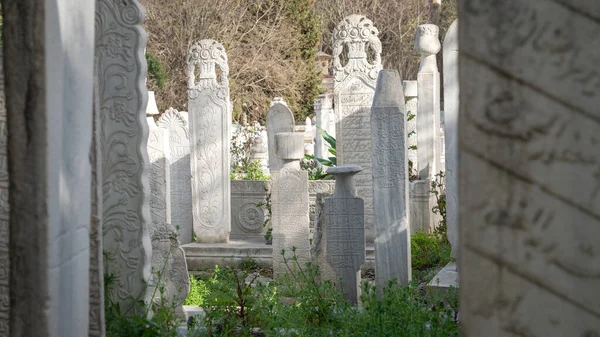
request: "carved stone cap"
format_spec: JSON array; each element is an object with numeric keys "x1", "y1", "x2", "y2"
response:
[
  {"x1": 415, "y1": 24, "x2": 441, "y2": 56},
  {"x1": 327, "y1": 165, "x2": 363, "y2": 175},
  {"x1": 270, "y1": 97, "x2": 288, "y2": 107},
  {"x1": 187, "y1": 39, "x2": 229, "y2": 97},
  {"x1": 373, "y1": 70, "x2": 405, "y2": 108}
]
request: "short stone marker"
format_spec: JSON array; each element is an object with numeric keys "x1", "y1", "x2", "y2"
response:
[
  {"x1": 188, "y1": 39, "x2": 232, "y2": 243},
  {"x1": 157, "y1": 108, "x2": 193, "y2": 244},
  {"x1": 266, "y1": 98, "x2": 295, "y2": 172},
  {"x1": 271, "y1": 132, "x2": 309, "y2": 278},
  {"x1": 325, "y1": 165, "x2": 365, "y2": 304},
  {"x1": 371, "y1": 70, "x2": 411, "y2": 289}
]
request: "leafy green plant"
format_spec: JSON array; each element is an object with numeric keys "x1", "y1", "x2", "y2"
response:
[
  {"x1": 430, "y1": 171, "x2": 447, "y2": 242},
  {"x1": 411, "y1": 230, "x2": 452, "y2": 272},
  {"x1": 185, "y1": 275, "x2": 209, "y2": 307},
  {"x1": 304, "y1": 126, "x2": 336, "y2": 180},
  {"x1": 242, "y1": 160, "x2": 270, "y2": 181},
  {"x1": 146, "y1": 52, "x2": 167, "y2": 90}
]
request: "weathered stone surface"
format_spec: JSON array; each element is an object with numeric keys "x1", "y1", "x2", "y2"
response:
[
  {"x1": 5, "y1": 1, "x2": 95, "y2": 335},
  {"x1": 150, "y1": 222, "x2": 190, "y2": 319},
  {"x1": 402, "y1": 80, "x2": 418, "y2": 175},
  {"x1": 230, "y1": 181, "x2": 270, "y2": 240},
  {"x1": 443, "y1": 19, "x2": 459, "y2": 261},
  {"x1": 311, "y1": 193, "x2": 336, "y2": 283},
  {"x1": 96, "y1": 0, "x2": 153, "y2": 314},
  {"x1": 371, "y1": 70, "x2": 411, "y2": 288},
  {"x1": 157, "y1": 108, "x2": 193, "y2": 244},
  {"x1": 459, "y1": 0, "x2": 600, "y2": 334},
  {"x1": 408, "y1": 180, "x2": 430, "y2": 234},
  {"x1": 147, "y1": 117, "x2": 171, "y2": 225},
  {"x1": 0, "y1": 49, "x2": 8, "y2": 337},
  {"x1": 272, "y1": 136, "x2": 309, "y2": 278},
  {"x1": 332, "y1": 15, "x2": 382, "y2": 243},
  {"x1": 188, "y1": 40, "x2": 231, "y2": 243},
  {"x1": 267, "y1": 98, "x2": 295, "y2": 172},
  {"x1": 325, "y1": 166, "x2": 365, "y2": 304}
]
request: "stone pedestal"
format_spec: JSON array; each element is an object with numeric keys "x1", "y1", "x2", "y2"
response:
[
  {"x1": 371, "y1": 70, "x2": 411, "y2": 289},
  {"x1": 188, "y1": 40, "x2": 231, "y2": 243},
  {"x1": 325, "y1": 166, "x2": 365, "y2": 304},
  {"x1": 332, "y1": 15, "x2": 382, "y2": 243},
  {"x1": 271, "y1": 133, "x2": 309, "y2": 278}
]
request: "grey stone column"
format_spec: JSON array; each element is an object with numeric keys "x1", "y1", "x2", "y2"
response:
[
  {"x1": 4, "y1": 0, "x2": 95, "y2": 335},
  {"x1": 325, "y1": 165, "x2": 365, "y2": 304}
]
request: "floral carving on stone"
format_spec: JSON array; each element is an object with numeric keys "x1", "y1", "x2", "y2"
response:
[
  {"x1": 95, "y1": 0, "x2": 153, "y2": 314},
  {"x1": 187, "y1": 40, "x2": 230, "y2": 100},
  {"x1": 332, "y1": 14, "x2": 383, "y2": 84}
]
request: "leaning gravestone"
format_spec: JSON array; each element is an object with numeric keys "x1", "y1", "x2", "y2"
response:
[
  {"x1": 147, "y1": 117, "x2": 171, "y2": 225},
  {"x1": 332, "y1": 14, "x2": 382, "y2": 242},
  {"x1": 157, "y1": 108, "x2": 193, "y2": 244},
  {"x1": 325, "y1": 166, "x2": 365, "y2": 304},
  {"x1": 271, "y1": 132, "x2": 310, "y2": 278},
  {"x1": 371, "y1": 70, "x2": 411, "y2": 289},
  {"x1": 96, "y1": 0, "x2": 153, "y2": 314},
  {"x1": 442, "y1": 19, "x2": 459, "y2": 264},
  {"x1": 150, "y1": 222, "x2": 190, "y2": 319},
  {"x1": 188, "y1": 40, "x2": 231, "y2": 243},
  {"x1": 267, "y1": 98, "x2": 295, "y2": 172},
  {"x1": 460, "y1": 1, "x2": 600, "y2": 335},
  {"x1": 0, "y1": 49, "x2": 8, "y2": 336}
]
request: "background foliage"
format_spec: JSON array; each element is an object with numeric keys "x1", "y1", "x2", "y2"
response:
[{"x1": 141, "y1": 0, "x2": 457, "y2": 122}]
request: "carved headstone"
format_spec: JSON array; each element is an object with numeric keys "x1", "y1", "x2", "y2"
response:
[
  {"x1": 150, "y1": 222, "x2": 190, "y2": 319},
  {"x1": 5, "y1": 1, "x2": 95, "y2": 334},
  {"x1": 147, "y1": 117, "x2": 171, "y2": 225},
  {"x1": 460, "y1": 0, "x2": 600, "y2": 334},
  {"x1": 332, "y1": 15, "x2": 382, "y2": 242},
  {"x1": 267, "y1": 98, "x2": 295, "y2": 172},
  {"x1": 157, "y1": 108, "x2": 193, "y2": 244},
  {"x1": 402, "y1": 80, "x2": 418, "y2": 175},
  {"x1": 272, "y1": 133, "x2": 310, "y2": 278},
  {"x1": 0, "y1": 49, "x2": 8, "y2": 336},
  {"x1": 230, "y1": 180, "x2": 269, "y2": 240},
  {"x1": 325, "y1": 166, "x2": 365, "y2": 304},
  {"x1": 442, "y1": 19, "x2": 459, "y2": 263},
  {"x1": 96, "y1": 0, "x2": 153, "y2": 313},
  {"x1": 371, "y1": 70, "x2": 411, "y2": 289},
  {"x1": 187, "y1": 40, "x2": 232, "y2": 243}
]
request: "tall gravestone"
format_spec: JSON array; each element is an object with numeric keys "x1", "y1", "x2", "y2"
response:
[
  {"x1": 0, "y1": 50, "x2": 8, "y2": 336},
  {"x1": 4, "y1": 1, "x2": 95, "y2": 335},
  {"x1": 325, "y1": 166, "x2": 365, "y2": 304},
  {"x1": 332, "y1": 15, "x2": 382, "y2": 242},
  {"x1": 96, "y1": 0, "x2": 153, "y2": 314},
  {"x1": 371, "y1": 70, "x2": 411, "y2": 289},
  {"x1": 459, "y1": 0, "x2": 600, "y2": 335},
  {"x1": 188, "y1": 40, "x2": 232, "y2": 243},
  {"x1": 267, "y1": 98, "x2": 295, "y2": 172},
  {"x1": 147, "y1": 118, "x2": 171, "y2": 225},
  {"x1": 402, "y1": 80, "x2": 418, "y2": 175},
  {"x1": 271, "y1": 133, "x2": 310, "y2": 278},
  {"x1": 443, "y1": 19, "x2": 459, "y2": 263},
  {"x1": 157, "y1": 108, "x2": 193, "y2": 244}
]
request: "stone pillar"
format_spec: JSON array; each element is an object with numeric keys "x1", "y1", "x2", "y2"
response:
[
  {"x1": 96, "y1": 0, "x2": 153, "y2": 315},
  {"x1": 147, "y1": 118, "x2": 171, "y2": 225},
  {"x1": 416, "y1": 24, "x2": 442, "y2": 180},
  {"x1": 325, "y1": 166, "x2": 365, "y2": 304},
  {"x1": 4, "y1": 0, "x2": 95, "y2": 335},
  {"x1": 147, "y1": 91, "x2": 160, "y2": 116},
  {"x1": 402, "y1": 80, "x2": 418, "y2": 176},
  {"x1": 304, "y1": 117, "x2": 315, "y2": 156},
  {"x1": 157, "y1": 108, "x2": 193, "y2": 244},
  {"x1": 0, "y1": 49, "x2": 8, "y2": 337},
  {"x1": 442, "y1": 19, "x2": 459, "y2": 264},
  {"x1": 314, "y1": 94, "x2": 335, "y2": 162},
  {"x1": 371, "y1": 70, "x2": 411, "y2": 289},
  {"x1": 415, "y1": 24, "x2": 442, "y2": 232},
  {"x1": 187, "y1": 40, "x2": 231, "y2": 243},
  {"x1": 271, "y1": 133, "x2": 309, "y2": 278},
  {"x1": 266, "y1": 98, "x2": 295, "y2": 173},
  {"x1": 459, "y1": 1, "x2": 600, "y2": 335},
  {"x1": 332, "y1": 15, "x2": 382, "y2": 243}
]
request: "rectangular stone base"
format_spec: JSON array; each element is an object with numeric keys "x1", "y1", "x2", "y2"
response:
[{"x1": 427, "y1": 262, "x2": 459, "y2": 292}]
